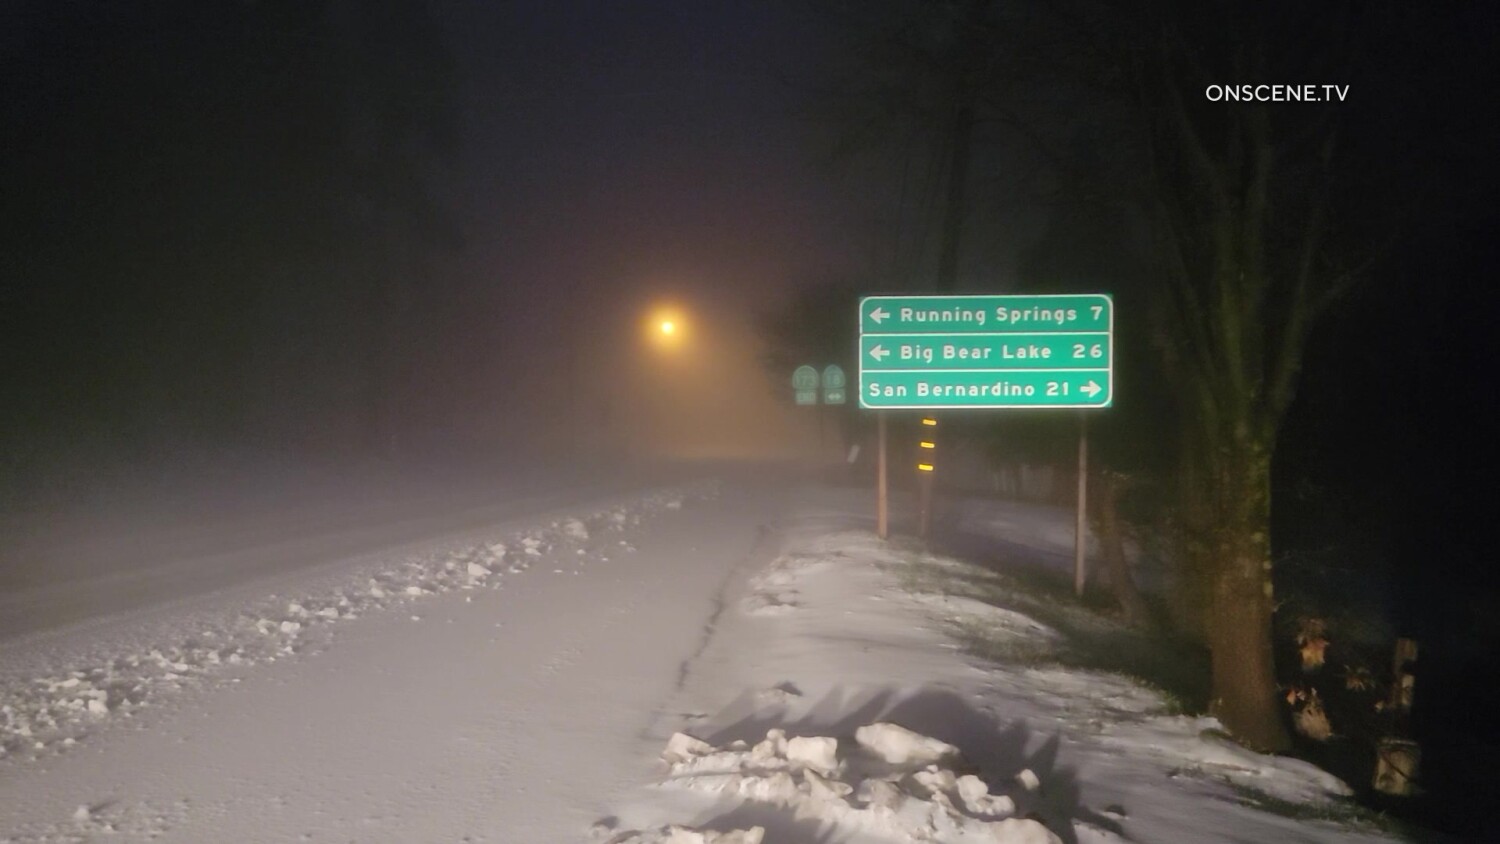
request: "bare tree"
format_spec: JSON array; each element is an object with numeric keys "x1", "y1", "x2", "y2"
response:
[{"x1": 1114, "y1": 1, "x2": 1401, "y2": 750}]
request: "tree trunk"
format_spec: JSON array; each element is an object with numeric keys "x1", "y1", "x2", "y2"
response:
[
  {"x1": 1202, "y1": 439, "x2": 1291, "y2": 752},
  {"x1": 1096, "y1": 471, "x2": 1152, "y2": 627}
]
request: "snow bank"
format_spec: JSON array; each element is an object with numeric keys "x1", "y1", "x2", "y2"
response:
[
  {"x1": 0, "y1": 482, "x2": 719, "y2": 762},
  {"x1": 606, "y1": 487, "x2": 1389, "y2": 844}
]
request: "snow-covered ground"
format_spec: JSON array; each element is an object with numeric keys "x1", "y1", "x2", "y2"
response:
[
  {"x1": 0, "y1": 472, "x2": 1404, "y2": 842},
  {"x1": 603, "y1": 489, "x2": 1397, "y2": 844}
]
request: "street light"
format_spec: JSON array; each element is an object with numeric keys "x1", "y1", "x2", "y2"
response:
[{"x1": 645, "y1": 305, "x2": 687, "y2": 351}]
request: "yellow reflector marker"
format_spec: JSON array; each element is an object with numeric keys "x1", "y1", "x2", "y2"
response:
[
  {"x1": 917, "y1": 463, "x2": 934, "y2": 472},
  {"x1": 919, "y1": 441, "x2": 935, "y2": 449},
  {"x1": 921, "y1": 417, "x2": 938, "y2": 426}
]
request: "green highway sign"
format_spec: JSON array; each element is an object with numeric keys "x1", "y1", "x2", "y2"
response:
[
  {"x1": 861, "y1": 334, "x2": 1108, "y2": 370},
  {"x1": 861, "y1": 294, "x2": 1111, "y2": 334},
  {"x1": 860, "y1": 371, "x2": 1107, "y2": 409},
  {"x1": 859, "y1": 294, "x2": 1112, "y2": 409}
]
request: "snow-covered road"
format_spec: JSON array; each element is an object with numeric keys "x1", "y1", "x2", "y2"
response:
[
  {"x1": 1, "y1": 473, "x2": 786, "y2": 842},
  {"x1": 0, "y1": 460, "x2": 702, "y2": 643}
]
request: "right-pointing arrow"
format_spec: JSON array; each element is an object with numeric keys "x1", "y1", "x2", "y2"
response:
[
  {"x1": 869, "y1": 306, "x2": 889, "y2": 325},
  {"x1": 869, "y1": 344, "x2": 890, "y2": 362},
  {"x1": 1082, "y1": 380, "x2": 1102, "y2": 398}
]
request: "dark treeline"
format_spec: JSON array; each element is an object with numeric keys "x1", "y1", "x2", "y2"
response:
[{"x1": 2, "y1": 0, "x2": 458, "y2": 501}]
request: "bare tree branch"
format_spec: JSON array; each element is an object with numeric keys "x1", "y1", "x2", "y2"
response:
[{"x1": 1159, "y1": 47, "x2": 1229, "y2": 213}]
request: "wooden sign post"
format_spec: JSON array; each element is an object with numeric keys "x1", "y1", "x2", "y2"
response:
[
  {"x1": 876, "y1": 413, "x2": 889, "y2": 541},
  {"x1": 1074, "y1": 413, "x2": 1089, "y2": 597}
]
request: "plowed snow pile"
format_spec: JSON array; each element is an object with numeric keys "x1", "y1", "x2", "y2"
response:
[{"x1": 620, "y1": 723, "x2": 1060, "y2": 844}]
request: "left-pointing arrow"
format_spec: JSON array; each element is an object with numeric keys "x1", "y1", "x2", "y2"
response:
[
  {"x1": 869, "y1": 306, "x2": 889, "y2": 325},
  {"x1": 869, "y1": 344, "x2": 890, "y2": 362}
]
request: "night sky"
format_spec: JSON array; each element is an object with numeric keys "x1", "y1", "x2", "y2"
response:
[
  {"x1": 432, "y1": 1, "x2": 876, "y2": 454},
  {"x1": 3, "y1": 0, "x2": 1499, "y2": 830}
]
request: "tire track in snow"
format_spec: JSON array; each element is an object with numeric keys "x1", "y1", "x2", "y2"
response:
[{"x1": 642, "y1": 522, "x2": 784, "y2": 742}]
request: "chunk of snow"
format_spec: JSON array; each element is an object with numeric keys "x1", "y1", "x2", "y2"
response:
[
  {"x1": 854, "y1": 722, "x2": 960, "y2": 766},
  {"x1": 957, "y1": 773, "x2": 988, "y2": 805},
  {"x1": 608, "y1": 825, "x2": 765, "y2": 844},
  {"x1": 562, "y1": 518, "x2": 589, "y2": 541},
  {"x1": 742, "y1": 770, "x2": 798, "y2": 804},
  {"x1": 785, "y1": 735, "x2": 839, "y2": 775},
  {"x1": 957, "y1": 774, "x2": 1016, "y2": 817},
  {"x1": 467, "y1": 562, "x2": 491, "y2": 578},
  {"x1": 750, "y1": 728, "x2": 788, "y2": 762}
]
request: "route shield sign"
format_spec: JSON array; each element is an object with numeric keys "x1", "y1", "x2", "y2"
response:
[
  {"x1": 822, "y1": 365, "x2": 847, "y2": 405},
  {"x1": 793, "y1": 365, "x2": 819, "y2": 406},
  {"x1": 858, "y1": 294, "x2": 1113, "y2": 410}
]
